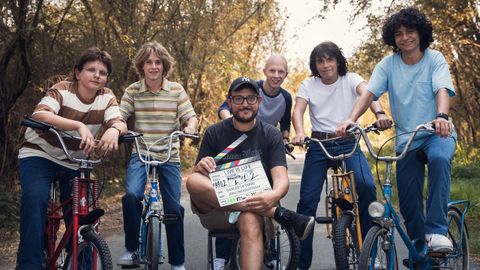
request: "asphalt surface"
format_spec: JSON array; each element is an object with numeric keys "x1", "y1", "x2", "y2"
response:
[{"x1": 107, "y1": 153, "x2": 480, "y2": 269}]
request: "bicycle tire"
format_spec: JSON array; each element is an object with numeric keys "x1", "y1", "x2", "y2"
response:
[
  {"x1": 145, "y1": 216, "x2": 160, "y2": 270},
  {"x1": 358, "y1": 224, "x2": 397, "y2": 270},
  {"x1": 64, "y1": 229, "x2": 113, "y2": 270},
  {"x1": 333, "y1": 214, "x2": 359, "y2": 270},
  {"x1": 443, "y1": 208, "x2": 469, "y2": 270},
  {"x1": 230, "y1": 225, "x2": 300, "y2": 270}
]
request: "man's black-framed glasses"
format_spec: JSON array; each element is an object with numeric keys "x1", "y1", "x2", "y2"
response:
[{"x1": 229, "y1": 95, "x2": 259, "y2": 105}]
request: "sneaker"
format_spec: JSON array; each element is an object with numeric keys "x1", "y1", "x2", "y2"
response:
[
  {"x1": 374, "y1": 258, "x2": 386, "y2": 269},
  {"x1": 426, "y1": 234, "x2": 453, "y2": 253},
  {"x1": 265, "y1": 259, "x2": 286, "y2": 270},
  {"x1": 274, "y1": 207, "x2": 314, "y2": 240},
  {"x1": 213, "y1": 258, "x2": 226, "y2": 270},
  {"x1": 117, "y1": 250, "x2": 139, "y2": 267},
  {"x1": 171, "y1": 264, "x2": 185, "y2": 270}
]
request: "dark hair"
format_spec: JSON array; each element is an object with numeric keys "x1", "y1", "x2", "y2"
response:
[
  {"x1": 382, "y1": 7, "x2": 433, "y2": 52},
  {"x1": 73, "y1": 47, "x2": 112, "y2": 81},
  {"x1": 309, "y1": 41, "x2": 348, "y2": 77},
  {"x1": 134, "y1": 41, "x2": 174, "y2": 78}
]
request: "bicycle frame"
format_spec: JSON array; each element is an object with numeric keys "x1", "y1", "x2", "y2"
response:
[
  {"x1": 352, "y1": 122, "x2": 470, "y2": 269},
  {"x1": 122, "y1": 130, "x2": 198, "y2": 265},
  {"x1": 306, "y1": 135, "x2": 363, "y2": 247},
  {"x1": 22, "y1": 117, "x2": 108, "y2": 270}
]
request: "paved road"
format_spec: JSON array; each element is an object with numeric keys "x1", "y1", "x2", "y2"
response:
[{"x1": 107, "y1": 153, "x2": 479, "y2": 269}]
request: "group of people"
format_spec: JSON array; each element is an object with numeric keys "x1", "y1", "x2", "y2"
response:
[{"x1": 16, "y1": 6, "x2": 456, "y2": 270}]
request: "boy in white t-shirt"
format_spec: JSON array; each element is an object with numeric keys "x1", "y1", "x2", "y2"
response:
[{"x1": 292, "y1": 41, "x2": 390, "y2": 269}]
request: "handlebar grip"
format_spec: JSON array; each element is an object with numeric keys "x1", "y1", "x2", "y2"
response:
[
  {"x1": 118, "y1": 133, "x2": 143, "y2": 144},
  {"x1": 21, "y1": 117, "x2": 55, "y2": 131},
  {"x1": 179, "y1": 133, "x2": 200, "y2": 139}
]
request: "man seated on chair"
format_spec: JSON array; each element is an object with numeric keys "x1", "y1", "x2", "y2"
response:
[{"x1": 187, "y1": 77, "x2": 314, "y2": 269}]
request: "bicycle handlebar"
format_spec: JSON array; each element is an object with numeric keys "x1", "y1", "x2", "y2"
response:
[
  {"x1": 124, "y1": 130, "x2": 200, "y2": 166},
  {"x1": 303, "y1": 132, "x2": 362, "y2": 161},
  {"x1": 21, "y1": 116, "x2": 127, "y2": 166},
  {"x1": 348, "y1": 122, "x2": 435, "y2": 162}
]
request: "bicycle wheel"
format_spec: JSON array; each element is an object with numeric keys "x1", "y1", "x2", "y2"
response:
[
  {"x1": 333, "y1": 214, "x2": 360, "y2": 270},
  {"x1": 145, "y1": 216, "x2": 160, "y2": 270},
  {"x1": 230, "y1": 225, "x2": 300, "y2": 270},
  {"x1": 443, "y1": 208, "x2": 469, "y2": 270},
  {"x1": 65, "y1": 229, "x2": 113, "y2": 270},
  {"x1": 358, "y1": 224, "x2": 397, "y2": 270}
]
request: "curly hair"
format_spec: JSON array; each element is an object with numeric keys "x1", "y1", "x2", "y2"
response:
[
  {"x1": 382, "y1": 7, "x2": 433, "y2": 52},
  {"x1": 134, "y1": 41, "x2": 174, "y2": 78},
  {"x1": 309, "y1": 41, "x2": 348, "y2": 77}
]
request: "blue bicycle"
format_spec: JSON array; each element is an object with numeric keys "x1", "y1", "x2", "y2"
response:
[
  {"x1": 351, "y1": 122, "x2": 470, "y2": 270},
  {"x1": 121, "y1": 131, "x2": 198, "y2": 270}
]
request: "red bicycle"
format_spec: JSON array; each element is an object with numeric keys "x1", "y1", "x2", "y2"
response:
[{"x1": 21, "y1": 117, "x2": 114, "y2": 270}]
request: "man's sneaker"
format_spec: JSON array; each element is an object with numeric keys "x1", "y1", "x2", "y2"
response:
[
  {"x1": 426, "y1": 234, "x2": 453, "y2": 253},
  {"x1": 117, "y1": 250, "x2": 139, "y2": 268},
  {"x1": 213, "y1": 258, "x2": 226, "y2": 270},
  {"x1": 274, "y1": 207, "x2": 314, "y2": 240},
  {"x1": 171, "y1": 264, "x2": 185, "y2": 270}
]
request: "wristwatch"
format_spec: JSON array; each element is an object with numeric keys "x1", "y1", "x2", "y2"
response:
[
  {"x1": 436, "y1": 113, "x2": 449, "y2": 120},
  {"x1": 374, "y1": 110, "x2": 386, "y2": 115},
  {"x1": 110, "y1": 125, "x2": 121, "y2": 134}
]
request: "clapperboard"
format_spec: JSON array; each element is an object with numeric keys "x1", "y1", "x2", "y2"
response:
[{"x1": 209, "y1": 134, "x2": 272, "y2": 207}]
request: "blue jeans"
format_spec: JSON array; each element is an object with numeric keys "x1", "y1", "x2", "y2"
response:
[
  {"x1": 396, "y1": 134, "x2": 455, "y2": 241},
  {"x1": 122, "y1": 154, "x2": 185, "y2": 265},
  {"x1": 296, "y1": 140, "x2": 377, "y2": 269},
  {"x1": 17, "y1": 156, "x2": 79, "y2": 270}
]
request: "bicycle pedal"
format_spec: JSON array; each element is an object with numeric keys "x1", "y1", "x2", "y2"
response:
[
  {"x1": 315, "y1": 216, "x2": 334, "y2": 224},
  {"x1": 427, "y1": 251, "x2": 448, "y2": 258}
]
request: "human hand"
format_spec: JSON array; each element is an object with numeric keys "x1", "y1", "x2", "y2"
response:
[
  {"x1": 336, "y1": 120, "x2": 356, "y2": 137},
  {"x1": 77, "y1": 123, "x2": 96, "y2": 155},
  {"x1": 433, "y1": 117, "x2": 453, "y2": 137},
  {"x1": 374, "y1": 115, "x2": 392, "y2": 131},
  {"x1": 194, "y1": 156, "x2": 216, "y2": 175},
  {"x1": 97, "y1": 127, "x2": 120, "y2": 155},
  {"x1": 245, "y1": 191, "x2": 279, "y2": 213},
  {"x1": 292, "y1": 133, "x2": 307, "y2": 145},
  {"x1": 183, "y1": 126, "x2": 195, "y2": 134}
]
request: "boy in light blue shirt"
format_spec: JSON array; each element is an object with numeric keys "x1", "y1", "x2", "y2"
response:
[{"x1": 337, "y1": 7, "x2": 456, "y2": 254}]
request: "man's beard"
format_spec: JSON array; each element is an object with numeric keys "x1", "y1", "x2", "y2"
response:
[{"x1": 232, "y1": 109, "x2": 258, "y2": 123}]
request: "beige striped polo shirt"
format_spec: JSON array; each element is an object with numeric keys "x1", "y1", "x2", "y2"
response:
[
  {"x1": 18, "y1": 81, "x2": 125, "y2": 170},
  {"x1": 119, "y1": 78, "x2": 197, "y2": 163}
]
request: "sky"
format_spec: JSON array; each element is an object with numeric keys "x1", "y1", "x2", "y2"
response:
[{"x1": 278, "y1": 0, "x2": 374, "y2": 63}]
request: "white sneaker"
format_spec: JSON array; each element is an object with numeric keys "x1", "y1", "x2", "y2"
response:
[
  {"x1": 426, "y1": 233, "x2": 453, "y2": 253},
  {"x1": 213, "y1": 258, "x2": 226, "y2": 270},
  {"x1": 171, "y1": 264, "x2": 185, "y2": 270},
  {"x1": 117, "y1": 250, "x2": 139, "y2": 266},
  {"x1": 374, "y1": 258, "x2": 386, "y2": 269}
]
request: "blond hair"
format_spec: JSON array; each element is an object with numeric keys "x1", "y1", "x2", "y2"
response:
[{"x1": 134, "y1": 42, "x2": 174, "y2": 78}]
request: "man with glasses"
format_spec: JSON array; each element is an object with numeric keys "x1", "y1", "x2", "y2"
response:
[
  {"x1": 187, "y1": 77, "x2": 314, "y2": 270},
  {"x1": 215, "y1": 55, "x2": 292, "y2": 270}
]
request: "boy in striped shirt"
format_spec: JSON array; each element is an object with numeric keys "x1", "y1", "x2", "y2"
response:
[
  {"x1": 118, "y1": 42, "x2": 197, "y2": 270},
  {"x1": 17, "y1": 47, "x2": 127, "y2": 269}
]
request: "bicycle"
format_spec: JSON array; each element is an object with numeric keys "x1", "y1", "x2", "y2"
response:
[
  {"x1": 302, "y1": 133, "x2": 365, "y2": 270},
  {"x1": 206, "y1": 143, "x2": 301, "y2": 270},
  {"x1": 352, "y1": 122, "x2": 470, "y2": 270},
  {"x1": 120, "y1": 130, "x2": 198, "y2": 270},
  {"x1": 21, "y1": 116, "x2": 114, "y2": 270}
]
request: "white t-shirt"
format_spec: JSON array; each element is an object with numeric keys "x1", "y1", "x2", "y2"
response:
[{"x1": 297, "y1": 73, "x2": 364, "y2": 133}]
